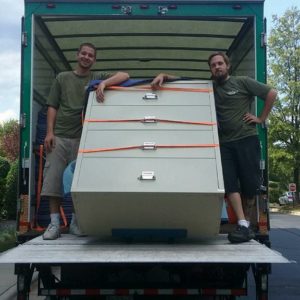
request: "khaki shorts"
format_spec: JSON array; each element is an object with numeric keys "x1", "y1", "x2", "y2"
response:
[{"x1": 41, "y1": 136, "x2": 80, "y2": 198}]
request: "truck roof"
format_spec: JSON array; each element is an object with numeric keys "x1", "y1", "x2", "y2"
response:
[{"x1": 0, "y1": 235, "x2": 289, "y2": 264}]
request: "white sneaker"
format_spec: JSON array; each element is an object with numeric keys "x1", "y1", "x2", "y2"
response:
[
  {"x1": 43, "y1": 223, "x2": 61, "y2": 240},
  {"x1": 69, "y1": 221, "x2": 85, "y2": 236}
]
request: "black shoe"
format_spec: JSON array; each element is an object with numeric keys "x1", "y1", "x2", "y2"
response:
[{"x1": 228, "y1": 225, "x2": 255, "y2": 244}]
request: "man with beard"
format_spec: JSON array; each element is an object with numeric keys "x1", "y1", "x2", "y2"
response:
[
  {"x1": 151, "y1": 52, "x2": 277, "y2": 243},
  {"x1": 42, "y1": 42, "x2": 129, "y2": 240}
]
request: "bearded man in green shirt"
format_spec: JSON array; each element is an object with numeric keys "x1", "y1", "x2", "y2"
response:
[
  {"x1": 207, "y1": 52, "x2": 277, "y2": 243},
  {"x1": 42, "y1": 42, "x2": 129, "y2": 240},
  {"x1": 151, "y1": 52, "x2": 277, "y2": 243}
]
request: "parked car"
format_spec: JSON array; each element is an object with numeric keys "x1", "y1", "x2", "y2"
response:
[{"x1": 278, "y1": 192, "x2": 294, "y2": 205}]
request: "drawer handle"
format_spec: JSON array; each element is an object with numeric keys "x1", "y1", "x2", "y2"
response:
[
  {"x1": 143, "y1": 93, "x2": 158, "y2": 100},
  {"x1": 138, "y1": 171, "x2": 156, "y2": 181},
  {"x1": 142, "y1": 142, "x2": 156, "y2": 150},
  {"x1": 143, "y1": 116, "x2": 157, "y2": 123}
]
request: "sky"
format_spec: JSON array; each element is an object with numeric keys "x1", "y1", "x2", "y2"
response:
[{"x1": 0, "y1": 0, "x2": 299, "y2": 124}]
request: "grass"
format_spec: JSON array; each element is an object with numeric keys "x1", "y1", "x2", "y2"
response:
[
  {"x1": 277, "y1": 203, "x2": 300, "y2": 214},
  {"x1": 0, "y1": 226, "x2": 16, "y2": 253},
  {"x1": 270, "y1": 202, "x2": 300, "y2": 215}
]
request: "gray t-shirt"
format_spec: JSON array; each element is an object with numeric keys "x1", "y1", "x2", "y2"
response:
[
  {"x1": 213, "y1": 76, "x2": 271, "y2": 143},
  {"x1": 47, "y1": 71, "x2": 110, "y2": 138}
]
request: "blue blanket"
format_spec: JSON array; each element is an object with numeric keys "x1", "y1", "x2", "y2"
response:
[{"x1": 87, "y1": 78, "x2": 155, "y2": 92}]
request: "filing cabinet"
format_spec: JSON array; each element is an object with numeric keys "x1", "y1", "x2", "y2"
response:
[{"x1": 72, "y1": 81, "x2": 224, "y2": 239}]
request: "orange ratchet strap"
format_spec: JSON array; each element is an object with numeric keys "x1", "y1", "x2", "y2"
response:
[
  {"x1": 79, "y1": 143, "x2": 219, "y2": 154},
  {"x1": 85, "y1": 118, "x2": 216, "y2": 126},
  {"x1": 106, "y1": 85, "x2": 213, "y2": 93}
]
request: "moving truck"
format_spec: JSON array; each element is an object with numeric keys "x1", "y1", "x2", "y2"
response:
[{"x1": 0, "y1": 0, "x2": 289, "y2": 299}]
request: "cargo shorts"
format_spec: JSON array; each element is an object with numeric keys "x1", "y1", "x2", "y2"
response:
[
  {"x1": 220, "y1": 135, "x2": 261, "y2": 198},
  {"x1": 41, "y1": 136, "x2": 80, "y2": 198}
]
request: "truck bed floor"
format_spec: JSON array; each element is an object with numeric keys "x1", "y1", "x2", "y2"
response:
[{"x1": 0, "y1": 234, "x2": 289, "y2": 264}]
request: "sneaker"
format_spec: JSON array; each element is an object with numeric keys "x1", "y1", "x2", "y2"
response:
[
  {"x1": 69, "y1": 221, "x2": 85, "y2": 236},
  {"x1": 43, "y1": 223, "x2": 61, "y2": 240},
  {"x1": 228, "y1": 225, "x2": 255, "y2": 244}
]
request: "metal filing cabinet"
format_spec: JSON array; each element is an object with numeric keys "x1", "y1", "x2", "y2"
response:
[{"x1": 71, "y1": 81, "x2": 224, "y2": 240}]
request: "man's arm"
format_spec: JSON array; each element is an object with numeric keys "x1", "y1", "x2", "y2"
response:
[
  {"x1": 258, "y1": 88, "x2": 277, "y2": 122},
  {"x1": 44, "y1": 106, "x2": 57, "y2": 153},
  {"x1": 96, "y1": 71, "x2": 130, "y2": 102},
  {"x1": 151, "y1": 73, "x2": 180, "y2": 90},
  {"x1": 243, "y1": 88, "x2": 277, "y2": 124}
]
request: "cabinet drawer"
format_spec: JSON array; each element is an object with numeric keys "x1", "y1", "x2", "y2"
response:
[
  {"x1": 72, "y1": 157, "x2": 224, "y2": 193},
  {"x1": 79, "y1": 130, "x2": 218, "y2": 158},
  {"x1": 85, "y1": 105, "x2": 215, "y2": 131},
  {"x1": 90, "y1": 81, "x2": 214, "y2": 106}
]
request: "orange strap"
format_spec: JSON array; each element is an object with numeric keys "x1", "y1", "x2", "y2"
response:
[
  {"x1": 85, "y1": 118, "x2": 216, "y2": 126},
  {"x1": 106, "y1": 85, "x2": 213, "y2": 93},
  {"x1": 36, "y1": 144, "x2": 44, "y2": 210},
  {"x1": 79, "y1": 143, "x2": 219, "y2": 154},
  {"x1": 60, "y1": 206, "x2": 68, "y2": 228},
  {"x1": 33, "y1": 145, "x2": 44, "y2": 229}
]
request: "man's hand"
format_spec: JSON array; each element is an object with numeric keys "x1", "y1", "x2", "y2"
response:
[
  {"x1": 151, "y1": 73, "x2": 166, "y2": 90},
  {"x1": 44, "y1": 132, "x2": 56, "y2": 153},
  {"x1": 95, "y1": 81, "x2": 106, "y2": 102},
  {"x1": 243, "y1": 112, "x2": 263, "y2": 124}
]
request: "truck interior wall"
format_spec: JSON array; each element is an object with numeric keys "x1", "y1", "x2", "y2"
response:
[
  {"x1": 33, "y1": 17, "x2": 67, "y2": 104},
  {"x1": 29, "y1": 17, "x2": 69, "y2": 224},
  {"x1": 229, "y1": 24, "x2": 255, "y2": 78}
]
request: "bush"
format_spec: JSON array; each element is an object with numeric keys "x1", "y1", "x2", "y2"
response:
[
  {"x1": 2, "y1": 160, "x2": 18, "y2": 219},
  {"x1": 268, "y1": 181, "x2": 281, "y2": 203},
  {"x1": 0, "y1": 120, "x2": 19, "y2": 162},
  {"x1": 0, "y1": 228, "x2": 16, "y2": 252},
  {"x1": 0, "y1": 156, "x2": 10, "y2": 178},
  {"x1": 0, "y1": 157, "x2": 10, "y2": 219},
  {"x1": 269, "y1": 188, "x2": 281, "y2": 203}
]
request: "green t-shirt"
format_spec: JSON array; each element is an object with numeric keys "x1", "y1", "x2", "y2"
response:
[
  {"x1": 213, "y1": 76, "x2": 271, "y2": 143},
  {"x1": 47, "y1": 71, "x2": 110, "y2": 138}
]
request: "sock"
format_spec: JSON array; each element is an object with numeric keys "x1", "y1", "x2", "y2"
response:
[
  {"x1": 50, "y1": 213, "x2": 60, "y2": 226},
  {"x1": 238, "y1": 219, "x2": 249, "y2": 228}
]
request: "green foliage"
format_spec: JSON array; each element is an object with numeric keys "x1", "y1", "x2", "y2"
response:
[
  {"x1": 269, "y1": 188, "x2": 281, "y2": 204},
  {"x1": 0, "y1": 178, "x2": 7, "y2": 218},
  {"x1": 2, "y1": 161, "x2": 18, "y2": 220},
  {"x1": 268, "y1": 6, "x2": 300, "y2": 193},
  {"x1": 0, "y1": 156, "x2": 10, "y2": 179},
  {"x1": 0, "y1": 120, "x2": 19, "y2": 219},
  {"x1": 0, "y1": 228, "x2": 16, "y2": 252},
  {"x1": 0, "y1": 157, "x2": 10, "y2": 219},
  {"x1": 0, "y1": 119, "x2": 19, "y2": 162},
  {"x1": 268, "y1": 147, "x2": 293, "y2": 187},
  {"x1": 268, "y1": 181, "x2": 283, "y2": 203}
]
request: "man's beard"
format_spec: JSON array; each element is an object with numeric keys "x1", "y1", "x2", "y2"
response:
[{"x1": 212, "y1": 71, "x2": 228, "y2": 84}]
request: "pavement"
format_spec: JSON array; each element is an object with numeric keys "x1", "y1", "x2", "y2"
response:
[
  {"x1": 0, "y1": 219, "x2": 42, "y2": 299},
  {"x1": 0, "y1": 264, "x2": 17, "y2": 299},
  {"x1": 0, "y1": 263, "x2": 41, "y2": 299}
]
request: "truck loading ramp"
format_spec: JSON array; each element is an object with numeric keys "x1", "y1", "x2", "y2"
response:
[{"x1": 0, "y1": 234, "x2": 289, "y2": 264}]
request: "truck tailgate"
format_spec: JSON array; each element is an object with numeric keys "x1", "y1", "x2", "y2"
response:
[{"x1": 0, "y1": 234, "x2": 289, "y2": 264}]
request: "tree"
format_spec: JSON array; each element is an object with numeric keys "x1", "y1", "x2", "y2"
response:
[
  {"x1": 0, "y1": 156, "x2": 10, "y2": 219},
  {"x1": 3, "y1": 160, "x2": 18, "y2": 219},
  {"x1": 0, "y1": 120, "x2": 20, "y2": 162},
  {"x1": 268, "y1": 7, "x2": 300, "y2": 196}
]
